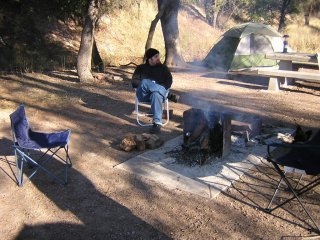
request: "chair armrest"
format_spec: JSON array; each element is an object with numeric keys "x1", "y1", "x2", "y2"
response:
[{"x1": 267, "y1": 142, "x2": 320, "y2": 156}]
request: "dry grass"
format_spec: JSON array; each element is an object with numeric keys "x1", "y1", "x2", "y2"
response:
[
  {"x1": 96, "y1": 1, "x2": 164, "y2": 65},
  {"x1": 286, "y1": 15, "x2": 320, "y2": 53},
  {"x1": 95, "y1": 1, "x2": 223, "y2": 65},
  {"x1": 12, "y1": 2, "x2": 320, "y2": 70},
  {"x1": 178, "y1": 5, "x2": 224, "y2": 61},
  {"x1": 94, "y1": 1, "x2": 317, "y2": 66}
]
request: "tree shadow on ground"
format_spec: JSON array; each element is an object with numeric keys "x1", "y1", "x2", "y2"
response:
[
  {"x1": 0, "y1": 74, "x2": 135, "y2": 164},
  {"x1": 216, "y1": 80, "x2": 266, "y2": 90},
  {"x1": 286, "y1": 81, "x2": 320, "y2": 96},
  {"x1": 0, "y1": 137, "x2": 14, "y2": 156},
  {"x1": 105, "y1": 65, "x2": 136, "y2": 81},
  {"x1": 0, "y1": 138, "x2": 17, "y2": 185},
  {"x1": 11, "y1": 157, "x2": 170, "y2": 239},
  {"x1": 0, "y1": 142, "x2": 18, "y2": 185},
  {"x1": 46, "y1": 70, "x2": 80, "y2": 83},
  {"x1": 201, "y1": 70, "x2": 320, "y2": 95},
  {"x1": 222, "y1": 159, "x2": 320, "y2": 234},
  {"x1": 1, "y1": 70, "x2": 319, "y2": 238},
  {"x1": 201, "y1": 71, "x2": 270, "y2": 90},
  {"x1": 0, "y1": 73, "x2": 182, "y2": 167}
]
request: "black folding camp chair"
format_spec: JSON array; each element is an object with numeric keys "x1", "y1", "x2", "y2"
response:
[
  {"x1": 265, "y1": 129, "x2": 320, "y2": 233},
  {"x1": 10, "y1": 105, "x2": 72, "y2": 187}
]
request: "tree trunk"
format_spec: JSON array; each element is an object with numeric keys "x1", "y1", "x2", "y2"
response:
[
  {"x1": 158, "y1": 0, "x2": 185, "y2": 67},
  {"x1": 220, "y1": 3, "x2": 238, "y2": 29},
  {"x1": 305, "y1": 14, "x2": 310, "y2": 25},
  {"x1": 144, "y1": 3, "x2": 166, "y2": 61},
  {"x1": 304, "y1": 4, "x2": 311, "y2": 25},
  {"x1": 77, "y1": 0, "x2": 101, "y2": 83},
  {"x1": 204, "y1": 0, "x2": 214, "y2": 25},
  {"x1": 92, "y1": 38, "x2": 104, "y2": 72},
  {"x1": 278, "y1": 0, "x2": 291, "y2": 32},
  {"x1": 213, "y1": 11, "x2": 219, "y2": 29},
  {"x1": 212, "y1": 0, "x2": 218, "y2": 29}
]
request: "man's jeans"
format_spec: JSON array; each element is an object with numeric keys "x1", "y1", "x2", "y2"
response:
[{"x1": 136, "y1": 79, "x2": 168, "y2": 125}]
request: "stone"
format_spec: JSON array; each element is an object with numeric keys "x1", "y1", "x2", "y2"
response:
[
  {"x1": 134, "y1": 134, "x2": 146, "y2": 151},
  {"x1": 119, "y1": 135, "x2": 136, "y2": 152},
  {"x1": 120, "y1": 133, "x2": 164, "y2": 152},
  {"x1": 142, "y1": 133, "x2": 164, "y2": 149},
  {"x1": 113, "y1": 76, "x2": 123, "y2": 81}
]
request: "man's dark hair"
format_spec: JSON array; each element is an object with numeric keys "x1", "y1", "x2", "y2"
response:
[{"x1": 145, "y1": 48, "x2": 159, "y2": 62}]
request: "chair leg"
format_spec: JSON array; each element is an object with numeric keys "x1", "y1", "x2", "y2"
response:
[
  {"x1": 267, "y1": 172, "x2": 303, "y2": 209},
  {"x1": 15, "y1": 149, "x2": 24, "y2": 187},
  {"x1": 136, "y1": 100, "x2": 153, "y2": 126},
  {"x1": 266, "y1": 176, "x2": 284, "y2": 210},
  {"x1": 265, "y1": 162, "x2": 320, "y2": 232},
  {"x1": 15, "y1": 147, "x2": 70, "y2": 186},
  {"x1": 46, "y1": 146, "x2": 72, "y2": 185},
  {"x1": 65, "y1": 145, "x2": 72, "y2": 166},
  {"x1": 64, "y1": 145, "x2": 72, "y2": 185},
  {"x1": 135, "y1": 98, "x2": 170, "y2": 127},
  {"x1": 162, "y1": 99, "x2": 170, "y2": 126},
  {"x1": 294, "y1": 174, "x2": 303, "y2": 190}
]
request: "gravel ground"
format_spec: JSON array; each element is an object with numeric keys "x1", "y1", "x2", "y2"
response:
[{"x1": 0, "y1": 68, "x2": 319, "y2": 239}]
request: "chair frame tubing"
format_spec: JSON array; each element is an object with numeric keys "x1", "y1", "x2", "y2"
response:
[
  {"x1": 14, "y1": 144, "x2": 72, "y2": 187},
  {"x1": 135, "y1": 97, "x2": 169, "y2": 127},
  {"x1": 265, "y1": 160, "x2": 320, "y2": 233}
]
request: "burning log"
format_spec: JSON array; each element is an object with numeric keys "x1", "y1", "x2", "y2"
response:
[
  {"x1": 167, "y1": 108, "x2": 261, "y2": 166},
  {"x1": 183, "y1": 108, "x2": 208, "y2": 148},
  {"x1": 182, "y1": 108, "x2": 225, "y2": 165}
]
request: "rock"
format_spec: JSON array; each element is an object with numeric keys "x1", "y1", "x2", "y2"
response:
[
  {"x1": 142, "y1": 133, "x2": 164, "y2": 149},
  {"x1": 119, "y1": 135, "x2": 136, "y2": 152},
  {"x1": 134, "y1": 134, "x2": 146, "y2": 151},
  {"x1": 120, "y1": 133, "x2": 164, "y2": 152},
  {"x1": 93, "y1": 73, "x2": 114, "y2": 82},
  {"x1": 113, "y1": 76, "x2": 123, "y2": 81}
]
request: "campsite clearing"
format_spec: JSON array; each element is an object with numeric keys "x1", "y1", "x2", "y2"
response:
[{"x1": 0, "y1": 68, "x2": 320, "y2": 239}]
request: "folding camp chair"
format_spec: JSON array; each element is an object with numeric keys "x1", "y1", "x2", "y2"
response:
[
  {"x1": 10, "y1": 105, "x2": 72, "y2": 187},
  {"x1": 134, "y1": 90, "x2": 170, "y2": 127},
  {"x1": 265, "y1": 130, "x2": 320, "y2": 233}
]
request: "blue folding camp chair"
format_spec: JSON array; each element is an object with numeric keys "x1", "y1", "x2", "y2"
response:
[{"x1": 10, "y1": 105, "x2": 72, "y2": 187}]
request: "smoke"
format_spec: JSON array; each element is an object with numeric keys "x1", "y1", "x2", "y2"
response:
[{"x1": 180, "y1": 92, "x2": 262, "y2": 139}]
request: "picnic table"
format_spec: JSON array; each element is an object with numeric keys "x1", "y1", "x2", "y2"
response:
[
  {"x1": 265, "y1": 52, "x2": 319, "y2": 86},
  {"x1": 265, "y1": 52, "x2": 319, "y2": 65},
  {"x1": 229, "y1": 52, "x2": 320, "y2": 91}
]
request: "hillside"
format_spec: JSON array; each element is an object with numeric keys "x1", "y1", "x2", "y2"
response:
[
  {"x1": 95, "y1": 1, "x2": 219, "y2": 65},
  {"x1": 1, "y1": 1, "x2": 319, "y2": 71},
  {"x1": 0, "y1": 1, "x2": 219, "y2": 71}
]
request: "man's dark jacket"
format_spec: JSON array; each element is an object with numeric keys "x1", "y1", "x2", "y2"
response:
[{"x1": 132, "y1": 63, "x2": 172, "y2": 90}]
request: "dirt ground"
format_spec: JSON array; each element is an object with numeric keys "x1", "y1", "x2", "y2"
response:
[{"x1": 0, "y1": 67, "x2": 320, "y2": 239}]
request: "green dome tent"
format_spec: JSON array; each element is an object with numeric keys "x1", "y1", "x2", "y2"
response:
[{"x1": 204, "y1": 22, "x2": 284, "y2": 71}]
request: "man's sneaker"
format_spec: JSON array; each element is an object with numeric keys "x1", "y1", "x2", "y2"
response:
[{"x1": 149, "y1": 123, "x2": 161, "y2": 134}]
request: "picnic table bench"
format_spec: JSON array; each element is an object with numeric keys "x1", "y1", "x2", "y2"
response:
[{"x1": 229, "y1": 52, "x2": 320, "y2": 91}]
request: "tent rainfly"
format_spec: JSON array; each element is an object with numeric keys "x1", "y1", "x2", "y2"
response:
[{"x1": 204, "y1": 22, "x2": 285, "y2": 71}]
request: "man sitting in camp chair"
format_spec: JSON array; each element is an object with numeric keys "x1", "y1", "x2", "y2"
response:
[{"x1": 132, "y1": 48, "x2": 174, "y2": 134}]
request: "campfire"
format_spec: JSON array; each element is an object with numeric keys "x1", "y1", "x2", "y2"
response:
[{"x1": 167, "y1": 108, "x2": 261, "y2": 166}]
